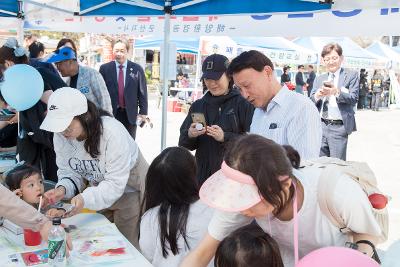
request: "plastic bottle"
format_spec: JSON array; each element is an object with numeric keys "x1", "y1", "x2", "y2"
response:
[{"x1": 48, "y1": 217, "x2": 66, "y2": 266}]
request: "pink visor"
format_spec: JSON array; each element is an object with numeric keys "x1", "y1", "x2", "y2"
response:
[{"x1": 199, "y1": 161, "x2": 262, "y2": 212}]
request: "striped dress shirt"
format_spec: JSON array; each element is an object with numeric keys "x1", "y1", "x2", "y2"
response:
[{"x1": 250, "y1": 86, "x2": 322, "y2": 160}]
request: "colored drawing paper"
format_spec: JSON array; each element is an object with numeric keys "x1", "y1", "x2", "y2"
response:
[{"x1": 71, "y1": 236, "x2": 134, "y2": 264}]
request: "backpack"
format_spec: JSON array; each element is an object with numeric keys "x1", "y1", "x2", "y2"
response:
[{"x1": 302, "y1": 157, "x2": 389, "y2": 244}]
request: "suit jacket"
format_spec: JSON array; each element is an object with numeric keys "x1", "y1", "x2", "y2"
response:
[
  {"x1": 310, "y1": 68, "x2": 359, "y2": 135},
  {"x1": 306, "y1": 71, "x2": 316, "y2": 91},
  {"x1": 99, "y1": 60, "x2": 148, "y2": 125},
  {"x1": 76, "y1": 65, "x2": 113, "y2": 114}
]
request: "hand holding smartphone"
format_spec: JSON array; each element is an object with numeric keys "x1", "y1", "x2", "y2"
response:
[{"x1": 191, "y1": 113, "x2": 206, "y2": 129}]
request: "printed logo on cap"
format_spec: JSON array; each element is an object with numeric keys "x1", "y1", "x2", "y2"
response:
[
  {"x1": 206, "y1": 61, "x2": 214, "y2": 70},
  {"x1": 49, "y1": 105, "x2": 58, "y2": 111}
]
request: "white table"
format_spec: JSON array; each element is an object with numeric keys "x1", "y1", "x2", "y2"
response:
[
  {"x1": 0, "y1": 213, "x2": 152, "y2": 267},
  {"x1": 169, "y1": 87, "x2": 203, "y2": 103},
  {"x1": 169, "y1": 87, "x2": 201, "y2": 93}
]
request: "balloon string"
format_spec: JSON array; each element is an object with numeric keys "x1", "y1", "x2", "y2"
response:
[{"x1": 17, "y1": 111, "x2": 20, "y2": 163}]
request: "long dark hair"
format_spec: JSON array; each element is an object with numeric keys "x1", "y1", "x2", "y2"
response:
[
  {"x1": 224, "y1": 134, "x2": 297, "y2": 216},
  {"x1": 214, "y1": 224, "x2": 284, "y2": 267},
  {"x1": 141, "y1": 146, "x2": 199, "y2": 258},
  {"x1": 74, "y1": 100, "x2": 111, "y2": 158}
]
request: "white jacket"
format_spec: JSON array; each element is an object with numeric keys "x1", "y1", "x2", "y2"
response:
[{"x1": 55, "y1": 116, "x2": 140, "y2": 210}]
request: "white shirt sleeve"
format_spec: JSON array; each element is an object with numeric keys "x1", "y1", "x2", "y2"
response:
[
  {"x1": 139, "y1": 208, "x2": 159, "y2": 263},
  {"x1": 208, "y1": 210, "x2": 252, "y2": 241},
  {"x1": 81, "y1": 126, "x2": 139, "y2": 210},
  {"x1": 333, "y1": 175, "x2": 382, "y2": 237}
]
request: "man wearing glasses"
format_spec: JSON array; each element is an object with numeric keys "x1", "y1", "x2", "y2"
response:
[{"x1": 310, "y1": 43, "x2": 359, "y2": 160}]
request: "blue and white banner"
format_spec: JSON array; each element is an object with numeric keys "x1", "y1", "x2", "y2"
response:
[{"x1": 23, "y1": 8, "x2": 400, "y2": 37}]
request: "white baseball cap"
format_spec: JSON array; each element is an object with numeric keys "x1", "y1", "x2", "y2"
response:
[{"x1": 40, "y1": 87, "x2": 88, "y2": 133}]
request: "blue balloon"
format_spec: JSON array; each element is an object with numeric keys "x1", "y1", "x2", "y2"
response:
[{"x1": 1, "y1": 64, "x2": 44, "y2": 111}]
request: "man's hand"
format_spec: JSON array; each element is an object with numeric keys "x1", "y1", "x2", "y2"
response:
[
  {"x1": 137, "y1": 114, "x2": 148, "y2": 121},
  {"x1": 206, "y1": 125, "x2": 224, "y2": 142},
  {"x1": 188, "y1": 123, "x2": 206, "y2": 138},
  {"x1": 43, "y1": 186, "x2": 66, "y2": 207},
  {"x1": 315, "y1": 84, "x2": 339, "y2": 100}
]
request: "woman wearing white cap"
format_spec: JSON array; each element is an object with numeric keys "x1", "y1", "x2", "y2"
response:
[
  {"x1": 41, "y1": 87, "x2": 148, "y2": 248},
  {"x1": 181, "y1": 134, "x2": 382, "y2": 267}
]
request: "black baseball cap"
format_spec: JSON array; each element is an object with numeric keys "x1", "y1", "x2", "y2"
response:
[{"x1": 201, "y1": 54, "x2": 230, "y2": 80}]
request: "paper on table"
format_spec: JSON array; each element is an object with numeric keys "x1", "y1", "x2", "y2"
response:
[
  {"x1": 69, "y1": 223, "x2": 120, "y2": 240},
  {"x1": 71, "y1": 236, "x2": 135, "y2": 264}
]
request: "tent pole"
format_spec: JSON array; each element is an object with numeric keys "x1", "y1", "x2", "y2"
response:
[
  {"x1": 194, "y1": 37, "x2": 202, "y2": 92},
  {"x1": 17, "y1": 0, "x2": 24, "y2": 45},
  {"x1": 161, "y1": 0, "x2": 172, "y2": 151}
]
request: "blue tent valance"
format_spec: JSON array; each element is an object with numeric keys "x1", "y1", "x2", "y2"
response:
[{"x1": 80, "y1": 0, "x2": 330, "y2": 16}]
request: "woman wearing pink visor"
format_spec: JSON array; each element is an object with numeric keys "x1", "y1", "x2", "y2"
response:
[{"x1": 181, "y1": 134, "x2": 382, "y2": 267}]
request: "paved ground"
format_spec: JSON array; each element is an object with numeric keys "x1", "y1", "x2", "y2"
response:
[{"x1": 136, "y1": 93, "x2": 400, "y2": 249}]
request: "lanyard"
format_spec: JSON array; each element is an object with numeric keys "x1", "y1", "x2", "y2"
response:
[{"x1": 293, "y1": 182, "x2": 299, "y2": 265}]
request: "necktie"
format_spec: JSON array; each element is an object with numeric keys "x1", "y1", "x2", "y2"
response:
[
  {"x1": 118, "y1": 64, "x2": 125, "y2": 108},
  {"x1": 321, "y1": 73, "x2": 335, "y2": 119}
]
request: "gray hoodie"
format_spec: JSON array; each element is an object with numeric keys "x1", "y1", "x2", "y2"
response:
[{"x1": 56, "y1": 116, "x2": 146, "y2": 210}]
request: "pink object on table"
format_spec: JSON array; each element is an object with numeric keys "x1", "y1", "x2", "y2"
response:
[{"x1": 24, "y1": 229, "x2": 42, "y2": 246}]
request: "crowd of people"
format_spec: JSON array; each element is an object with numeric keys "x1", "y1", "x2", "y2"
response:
[{"x1": 0, "y1": 35, "x2": 390, "y2": 267}]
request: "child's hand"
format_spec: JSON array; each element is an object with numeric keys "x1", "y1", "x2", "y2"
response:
[{"x1": 46, "y1": 208, "x2": 66, "y2": 218}]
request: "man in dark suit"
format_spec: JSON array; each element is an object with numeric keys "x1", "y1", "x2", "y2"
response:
[
  {"x1": 310, "y1": 43, "x2": 359, "y2": 160},
  {"x1": 306, "y1": 65, "x2": 316, "y2": 97},
  {"x1": 99, "y1": 40, "x2": 148, "y2": 139}
]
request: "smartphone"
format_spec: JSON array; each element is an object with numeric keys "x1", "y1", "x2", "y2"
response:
[
  {"x1": 0, "y1": 109, "x2": 16, "y2": 121},
  {"x1": 323, "y1": 82, "x2": 333, "y2": 88},
  {"x1": 191, "y1": 113, "x2": 206, "y2": 126}
]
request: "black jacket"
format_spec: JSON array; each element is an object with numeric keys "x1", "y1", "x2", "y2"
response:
[
  {"x1": 179, "y1": 88, "x2": 254, "y2": 185},
  {"x1": 18, "y1": 67, "x2": 66, "y2": 181}
]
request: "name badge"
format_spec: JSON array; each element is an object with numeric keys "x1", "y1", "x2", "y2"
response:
[{"x1": 79, "y1": 86, "x2": 90, "y2": 94}]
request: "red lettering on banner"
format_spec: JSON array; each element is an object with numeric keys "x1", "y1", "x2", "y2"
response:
[
  {"x1": 183, "y1": 16, "x2": 199, "y2": 21},
  {"x1": 65, "y1": 18, "x2": 74, "y2": 22},
  {"x1": 138, "y1": 17, "x2": 151, "y2": 22},
  {"x1": 95, "y1": 17, "x2": 106, "y2": 22},
  {"x1": 208, "y1": 16, "x2": 218, "y2": 21},
  {"x1": 158, "y1": 16, "x2": 177, "y2": 20}
]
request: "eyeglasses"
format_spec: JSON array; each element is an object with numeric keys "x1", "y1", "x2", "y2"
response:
[{"x1": 323, "y1": 56, "x2": 340, "y2": 63}]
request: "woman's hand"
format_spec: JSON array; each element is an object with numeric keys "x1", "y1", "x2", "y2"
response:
[
  {"x1": 7, "y1": 114, "x2": 18, "y2": 125},
  {"x1": 43, "y1": 186, "x2": 66, "y2": 207},
  {"x1": 68, "y1": 194, "x2": 85, "y2": 217},
  {"x1": 206, "y1": 125, "x2": 224, "y2": 142},
  {"x1": 188, "y1": 123, "x2": 206, "y2": 138},
  {"x1": 46, "y1": 208, "x2": 66, "y2": 218}
]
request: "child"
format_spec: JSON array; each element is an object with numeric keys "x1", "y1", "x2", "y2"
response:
[
  {"x1": 5, "y1": 164, "x2": 65, "y2": 218},
  {"x1": 139, "y1": 147, "x2": 214, "y2": 267},
  {"x1": 214, "y1": 224, "x2": 284, "y2": 267}
]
